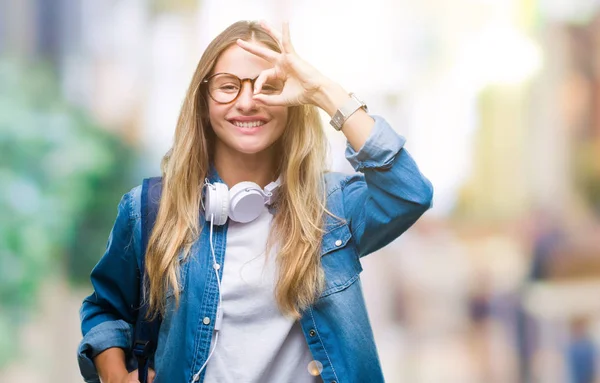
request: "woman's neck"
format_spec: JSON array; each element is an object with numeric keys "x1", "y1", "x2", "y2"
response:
[{"x1": 213, "y1": 145, "x2": 279, "y2": 188}]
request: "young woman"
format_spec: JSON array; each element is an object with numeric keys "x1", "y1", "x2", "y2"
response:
[{"x1": 78, "y1": 20, "x2": 433, "y2": 383}]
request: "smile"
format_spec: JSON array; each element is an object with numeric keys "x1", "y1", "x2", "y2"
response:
[{"x1": 230, "y1": 120, "x2": 266, "y2": 128}]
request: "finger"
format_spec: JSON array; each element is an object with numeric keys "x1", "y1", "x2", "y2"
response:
[
  {"x1": 236, "y1": 39, "x2": 278, "y2": 62},
  {"x1": 281, "y1": 22, "x2": 295, "y2": 54},
  {"x1": 148, "y1": 368, "x2": 156, "y2": 383},
  {"x1": 258, "y1": 20, "x2": 283, "y2": 50},
  {"x1": 252, "y1": 93, "x2": 288, "y2": 106},
  {"x1": 128, "y1": 369, "x2": 140, "y2": 382},
  {"x1": 253, "y1": 68, "x2": 278, "y2": 95}
]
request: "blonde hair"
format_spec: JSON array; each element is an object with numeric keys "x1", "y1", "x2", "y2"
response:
[{"x1": 145, "y1": 20, "x2": 329, "y2": 319}]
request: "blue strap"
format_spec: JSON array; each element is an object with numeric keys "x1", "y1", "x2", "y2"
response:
[{"x1": 134, "y1": 177, "x2": 163, "y2": 383}]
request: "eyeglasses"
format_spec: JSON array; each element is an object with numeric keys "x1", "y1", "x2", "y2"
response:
[{"x1": 202, "y1": 72, "x2": 284, "y2": 104}]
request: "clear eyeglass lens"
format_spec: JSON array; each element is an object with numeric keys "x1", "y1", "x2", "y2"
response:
[
  {"x1": 208, "y1": 74, "x2": 241, "y2": 103},
  {"x1": 208, "y1": 74, "x2": 284, "y2": 103}
]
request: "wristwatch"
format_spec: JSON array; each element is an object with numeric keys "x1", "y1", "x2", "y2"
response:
[{"x1": 329, "y1": 93, "x2": 368, "y2": 131}]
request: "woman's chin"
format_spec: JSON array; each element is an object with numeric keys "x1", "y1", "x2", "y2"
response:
[{"x1": 232, "y1": 141, "x2": 272, "y2": 156}]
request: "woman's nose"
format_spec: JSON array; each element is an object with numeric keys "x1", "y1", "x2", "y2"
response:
[{"x1": 235, "y1": 82, "x2": 258, "y2": 111}]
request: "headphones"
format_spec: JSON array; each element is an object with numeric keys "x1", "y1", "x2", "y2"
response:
[{"x1": 202, "y1": 177, "x2": 281, "y2": 226}]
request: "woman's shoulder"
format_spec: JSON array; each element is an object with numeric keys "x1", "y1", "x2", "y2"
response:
[
  {"x1": 119, "y1": 183, "x2": 143, "y2": 221},
  {"x1": 121, "y1": 175, "x2": 165, "y2": 220}
]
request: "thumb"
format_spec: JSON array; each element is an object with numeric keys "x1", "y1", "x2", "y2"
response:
[{"x1": 127, "y1": 369, "x2": 140, "y2": 382}]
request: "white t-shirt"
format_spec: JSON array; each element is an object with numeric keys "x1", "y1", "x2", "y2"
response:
[{"x1": 203, "y1": 205, "x2": 320, "y2": 383}]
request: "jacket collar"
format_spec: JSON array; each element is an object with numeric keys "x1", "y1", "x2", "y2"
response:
[{"x1": 206, "y1": 163, "x2": 225, "y2": 184}]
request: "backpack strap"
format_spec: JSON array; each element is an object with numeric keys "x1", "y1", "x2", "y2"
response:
[{"x1": 133, "y1": 177, "x2": 163, "y2": 383}]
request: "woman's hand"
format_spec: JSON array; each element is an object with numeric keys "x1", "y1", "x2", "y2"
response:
[
  {"x1": 119, "y1": 368, "x2": 156, "y2": 383},
  {"x1": 236, "y1": 21, "x2": 331, "y2": 107}
]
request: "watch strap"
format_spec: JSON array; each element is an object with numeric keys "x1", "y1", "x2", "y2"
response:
[{"x1": 330, "y1": 93, "x2": 368, "y2": 131}]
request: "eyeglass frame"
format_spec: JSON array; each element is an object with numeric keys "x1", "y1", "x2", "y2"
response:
[{"x1": 201, "y1": 72, "x2": 279, "y2": 105}]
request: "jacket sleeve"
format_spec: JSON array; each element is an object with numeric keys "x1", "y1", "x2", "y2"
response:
[
  {"x1": 342, "y1": 115, "x2": 434, "y2": 257},
  {"x1": 77, "y1": 188, "x2": 141, "y2": 382}
]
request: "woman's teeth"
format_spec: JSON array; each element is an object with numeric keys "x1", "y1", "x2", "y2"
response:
[{"x1": 232, "y1": 121, "x2": 266, "y2": 128}]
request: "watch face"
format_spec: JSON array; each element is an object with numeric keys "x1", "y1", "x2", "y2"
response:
[{"x1": 330, "y1": 93, "x2": 368, "y2": 130}]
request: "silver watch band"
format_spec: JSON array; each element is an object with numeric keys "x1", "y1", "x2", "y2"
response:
[{"x1": 329, "y1": 93, "x2": 368, "y2": 131}]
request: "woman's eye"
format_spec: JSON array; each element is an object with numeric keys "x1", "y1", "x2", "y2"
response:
[{"x1": 218, "y1": 84, "x2": 239, "y2": 92}]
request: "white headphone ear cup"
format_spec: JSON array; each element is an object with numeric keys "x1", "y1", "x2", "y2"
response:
[
  {"x1": 228, "y1": 181, "x2": 265, "y2": 223},
  {"x1": 204, "y1": 182, "x2": 230, "y2": 225}
]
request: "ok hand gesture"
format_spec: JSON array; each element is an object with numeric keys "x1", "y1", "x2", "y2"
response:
[{"x1": 236, "y1": 21, "x2": 330, "y2": 107}]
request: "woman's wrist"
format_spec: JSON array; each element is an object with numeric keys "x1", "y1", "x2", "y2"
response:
[
  {"x1": 94, "y1": 347, "x2": 129, "y2": 383},
  {"x1": 312, "y1": 79, "x2": 351, "y2": 117}
]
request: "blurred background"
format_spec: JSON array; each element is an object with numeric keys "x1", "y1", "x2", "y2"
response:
[{"x1": 1, "y1": 0, "x2": 600, "y2": 382}]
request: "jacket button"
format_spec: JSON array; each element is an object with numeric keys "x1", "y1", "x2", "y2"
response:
[
  {"x1": 309, "y1": 329, "x2": 316, "y2": 337},
  {"x1": 203, "y1": 317, "x2": 211, "y2": 325},
  {"x1": 307, "y1": 360, "x2": 324, "y2": 375},
  {"x1": 335, "y1": 239, "x2": 342, "y2": 246}
]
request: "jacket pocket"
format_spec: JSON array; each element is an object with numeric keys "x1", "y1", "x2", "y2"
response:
[{"x1": 319, "y1": 223, "x2": 362, "y2": 298}]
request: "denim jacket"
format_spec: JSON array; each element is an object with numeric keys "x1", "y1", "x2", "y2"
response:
[{"x1": 78, "y1": 115, "x2": 434, "y2": 383}]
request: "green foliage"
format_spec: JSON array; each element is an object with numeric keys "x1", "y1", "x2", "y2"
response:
[
  {"x1": 0, "y1": 58, "x2": 138, "y2": 367},
  {"x1": 575, "y1": 140, "x2": 600, "y2": 216}
]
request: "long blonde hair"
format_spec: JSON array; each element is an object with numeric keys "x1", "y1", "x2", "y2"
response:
[{"x1": 145, "y1": 20, "x2": 329, "y2": 319}]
